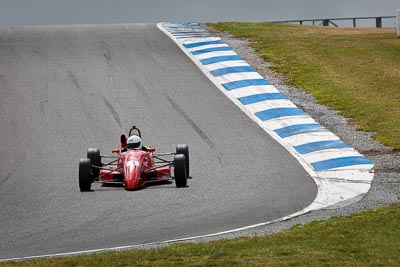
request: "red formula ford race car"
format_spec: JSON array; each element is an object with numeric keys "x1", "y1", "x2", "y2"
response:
[{"x1": 78, "y1": 126, "x2": 189, "y2": 191}]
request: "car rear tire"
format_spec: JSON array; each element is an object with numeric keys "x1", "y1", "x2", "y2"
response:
[
  {"x1": 87, "y1": 148, "x2": 101, "y2": 178},
  {"x1": 176, "y1": 144, "x2": 189, "y2": 177},
  {"x1": 79, "y1": 158, "x2": 92, "y2": 191},
  {"x1": 174, "y1": 154, "x2": 187, "y2": 188}
]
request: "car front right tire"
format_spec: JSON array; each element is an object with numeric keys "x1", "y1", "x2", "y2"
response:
[{"x1": 174, "y1": 154, "x2": 187, "y2": 188}]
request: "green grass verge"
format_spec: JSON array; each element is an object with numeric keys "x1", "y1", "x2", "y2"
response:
[
  {"x1": 210, "y1": 23, "x2": 400, "y2": 150},
  {"x1": 2, "y1": 204, "x2": 399, "y2": 266}
]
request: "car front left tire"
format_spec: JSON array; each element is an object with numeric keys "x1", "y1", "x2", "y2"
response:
[{"x1": 79, "y1": 158, "x2": 92, "y2": 191}]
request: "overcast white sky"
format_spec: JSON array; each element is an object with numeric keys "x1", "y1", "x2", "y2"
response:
[{"x1": 0, "y1": 0, "x2": 398, "y2": 27}]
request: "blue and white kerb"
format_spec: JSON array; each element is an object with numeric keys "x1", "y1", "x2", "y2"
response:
[{"x1": 158, "y1": 22, "x2": 374, "y2": 212}]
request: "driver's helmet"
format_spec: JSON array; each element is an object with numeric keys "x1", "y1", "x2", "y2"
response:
[{"x1": 126, "y1": 135, "x2": 143, "y2": 150}]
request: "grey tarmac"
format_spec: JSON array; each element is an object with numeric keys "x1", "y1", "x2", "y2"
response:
[{"x1": 0, "y1": 24, "x2": 316, "y2": 260}]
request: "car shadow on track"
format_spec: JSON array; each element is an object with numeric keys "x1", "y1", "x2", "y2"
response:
[{"x1": 85, "y1": 180, "x2": 191, "y2": 192}]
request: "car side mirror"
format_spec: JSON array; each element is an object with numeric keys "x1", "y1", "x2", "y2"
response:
[
  {"x1": 112, "y1": 149, "x2": 120, "y2": 153},
  {"x1": 147, "y1": 147, "x2": 155, "y2": 153}
]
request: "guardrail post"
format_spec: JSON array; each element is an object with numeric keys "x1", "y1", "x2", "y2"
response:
[
  {"x1": 376, "y1": 17, "x2": 382, "y2": 28},
  {"x1": 397, "y1": 9, "x2": 400, "y2": 38},
  {"x1": 322, "y1": 20, "x2": 329, "y2": 26},
  {"x1": 353, "y1": 18, "x2": 357, "y2": 28}
]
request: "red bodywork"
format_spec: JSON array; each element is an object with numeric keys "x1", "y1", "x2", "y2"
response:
[
  {"x1": 79, "y1": 126, "x2": 188, "y2": 192},
  {"x1": 99, "y1": 137, "x2": 171, "y2": 190}
]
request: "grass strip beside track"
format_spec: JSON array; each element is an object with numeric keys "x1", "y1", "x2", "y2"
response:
[
  {"x1": 211, "y1": 23, "x2": 400, "y2": 150},
  {"x1": 2, "y1": 204, "x2": 399, "y2": 266}
]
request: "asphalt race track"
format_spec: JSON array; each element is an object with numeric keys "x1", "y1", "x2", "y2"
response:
[{"x1": 0, "y1": 24, "x2": 317, "y2": 259}]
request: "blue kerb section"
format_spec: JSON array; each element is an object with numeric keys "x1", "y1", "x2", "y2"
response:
[
  {"x1": 238, "y1": 93, "x2": 287, "y2": 105},
  {"x1": 274, "y1": 124, "x2": 326, "y2": 138},
  {"x1": 200, "y1": 55, "x2": 243, "y2": 65},
  {"x1": 222, "y1": 79, "x2": 270, "y2": 91},
  {"x1": 184, "y1": 40, "x2": 223, "y2": 49},
  {"x1": 255, "y1": 108, "x2": 305, "y2": 121},
  {"x1": 191, "y1": 47, "x2": 233, "y2": 55},
  {"x1": 294, "y1": 140, "x2": 351, "y2": 154},
  {"x1": 210, "y1": 66, "x2": 255, "y2": 76},
  {"x1": 311, "y1": 156, "x2": 373, "y2": 171}
]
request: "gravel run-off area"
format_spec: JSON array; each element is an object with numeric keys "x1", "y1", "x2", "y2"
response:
[{"x1": 184, "y1": 28, "x2": 400, "y2": 241}]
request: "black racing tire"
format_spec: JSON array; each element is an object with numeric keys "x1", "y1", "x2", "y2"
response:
[
  {"x1": 176, "y1": 144, "x2": 189, "y2": 177},
  {"x1": 79, "y1": 158, "x2": 92, "y2": 191},
  {"x1": 174, "y1": 154, "x2": 187, "y2": 188},
  {"x1": 87, "y1": 148, "x2": 101, "y2": 178}
]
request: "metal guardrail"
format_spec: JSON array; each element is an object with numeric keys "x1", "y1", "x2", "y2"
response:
[{"x1": 270, "y1": 16, "x2": 396, "y2": 28}]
